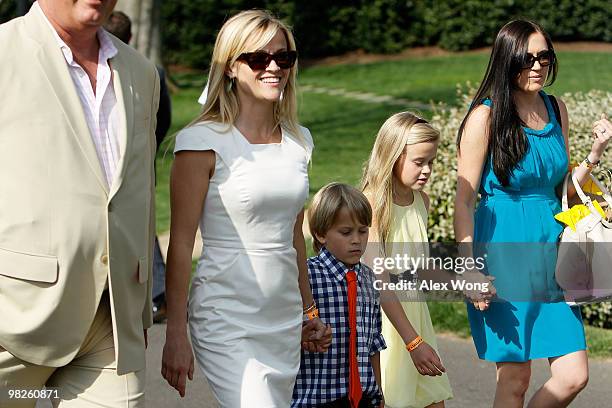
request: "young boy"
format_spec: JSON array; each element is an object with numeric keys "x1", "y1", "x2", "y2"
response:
[{"x1": 292, "y1": 183, "x2": 386, "y2": 408}]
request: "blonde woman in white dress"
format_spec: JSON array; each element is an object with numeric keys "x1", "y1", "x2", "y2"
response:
[{"x1": 161, "y1": 10, "x2": 331, "y2": 407}]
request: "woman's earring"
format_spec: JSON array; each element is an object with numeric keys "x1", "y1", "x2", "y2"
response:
[{"x1": 227, "y1": 77, "x2": 235, "y2": 92}]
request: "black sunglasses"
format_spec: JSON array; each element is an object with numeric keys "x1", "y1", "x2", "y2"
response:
[
  {"x1": 237, "y1": 50, "x2": 298, "y2": 70},
  {"x1": 521, "y1": 50, "x2": 555, "y2": 70}
]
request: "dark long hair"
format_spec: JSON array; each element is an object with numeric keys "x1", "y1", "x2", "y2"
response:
[{"x1": 457, "y1": 20, "x2": 558, "y2": 186}]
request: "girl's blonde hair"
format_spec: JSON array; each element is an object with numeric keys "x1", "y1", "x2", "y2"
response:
[
  {"x1": 360, "y1": 112, "x2": 440, "y2": 253},
  {"x1": 190, "y1": 10, "x2": 301, "y2": 139},
  {"x1": 308, "y1": 183, "x2": 372, "y2": 253}
]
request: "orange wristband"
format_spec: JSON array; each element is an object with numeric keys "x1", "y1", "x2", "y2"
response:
[
  {"x1": 406, "y1": 335, "x2": 424, "y2": 352},
  {"x1": 306, "y1": 307, "x2": 319, "y2": 320},
  {"x1": 303, "y1": 301, "x2": 317, "y2": 313}
]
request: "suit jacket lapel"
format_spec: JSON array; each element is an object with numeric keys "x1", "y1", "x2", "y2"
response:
[
  {"x1": 25, "y1": 7, "x2": 109, "y2": 194},
  {"x1": 108, "y1": 50, "x2": 134, "y2": 201}
]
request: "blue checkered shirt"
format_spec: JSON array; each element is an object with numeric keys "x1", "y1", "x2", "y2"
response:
[{"x1": 291, "y1": 247, "x2": 386, "y2": 407}]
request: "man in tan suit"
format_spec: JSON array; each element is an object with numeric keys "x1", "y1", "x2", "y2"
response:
[{"x1": 0, "y1": 0, "x2": 159, "y2": 406}]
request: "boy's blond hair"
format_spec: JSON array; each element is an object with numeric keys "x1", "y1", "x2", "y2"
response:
[{"x1": 308, "y1": 183, "x2": 372, "y2": 253}]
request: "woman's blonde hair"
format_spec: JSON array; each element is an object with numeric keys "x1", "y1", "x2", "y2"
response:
[
  {"x1": 360, "y1": 112, "x2": 440, "y2": 253},
  {"x1": 190, "y1": 9, "x2": 301, "y2": 139},
  {"x1": 308, "y1": 183, "x2": 372, "y2": 253}
]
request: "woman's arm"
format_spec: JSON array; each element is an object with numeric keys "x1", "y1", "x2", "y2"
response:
[
  {"x1": 294, "y1": 210, "x2": 332, "y2": 352},
  {"x1": 454, "y1": 105, "x2": 496, "y2": 310},
  {"x1": 295, "y1": 210, "x2": 314, "y2": 309},
  {"x1": 559, "y1": 100, "x2": 611, "y2": 198},
  {"x1": 162, "y1": 150, "x2": 214, "y2": 397}
]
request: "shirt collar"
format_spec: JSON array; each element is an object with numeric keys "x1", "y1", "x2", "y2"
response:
[
  {"x1": 318, "y1": 247, "x2": 362, "y2": 282},
  {"x1": 34, "y1": 1, "x2": 118, "y2": 66}
]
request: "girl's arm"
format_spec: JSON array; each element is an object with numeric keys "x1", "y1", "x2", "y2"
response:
[
  {"x1": 363, "y1": 228, "x2": 445, "y2": 376},
  {"x1": 162, "y1": 149, "x2": 214, "y2": 397},
  {"x1": 454, "y1": 105, "x2": 496, "y2": 310},
  {"x1": 294, "y1": 210, "x2": 332, "y2": 352}
]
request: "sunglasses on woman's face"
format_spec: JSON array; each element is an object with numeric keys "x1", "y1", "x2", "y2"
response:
[
  {"x1": 237, "y1": 50, "x2": 298, "y2": 70},
  {"x1": 521, "y1": 50, "x2": 555, "y2": 70}
]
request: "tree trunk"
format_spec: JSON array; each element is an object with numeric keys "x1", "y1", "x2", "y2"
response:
[{"x1": 114, "y1": 0, "x2": 162, "y2": 66}]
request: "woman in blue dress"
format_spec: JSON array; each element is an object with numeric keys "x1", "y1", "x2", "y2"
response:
[{"x1": 454, "y1": 20, "x2": 612, "y2": 407}]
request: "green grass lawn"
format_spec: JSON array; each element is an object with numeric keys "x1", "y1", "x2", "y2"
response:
[
  {"x1": 157, "y1": 49, "x2": 612, "y2": 356},
  {"x1": 299, "y1": 51, "x2": 612, "y2": 105}
]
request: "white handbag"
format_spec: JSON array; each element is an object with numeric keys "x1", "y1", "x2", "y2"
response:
[{"x1": 555, "y1": 170, "x2": 612, "y2": 305}]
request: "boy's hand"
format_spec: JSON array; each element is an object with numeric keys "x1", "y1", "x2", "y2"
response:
[{"x1": 409, "y1": 341, "x2": 446, "y2": 376}]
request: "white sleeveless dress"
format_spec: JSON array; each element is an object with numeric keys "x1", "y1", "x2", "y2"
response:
[{"x1": 174, "y1": 122, "x2": 313, "y2": 407}]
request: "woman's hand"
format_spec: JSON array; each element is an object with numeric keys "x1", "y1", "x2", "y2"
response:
[
  {"x1": 590, "y1": 114, "x2": 612, "y2": 160},
  {"x1": 409, "y1": 341, "x2": 446, "y2": 376},
  {"x1": 301, "y1": 318, "x2": 332, "y2": 352},
  {"x1": 161, "y1": 329, "x2": 195, "y2": 398}
]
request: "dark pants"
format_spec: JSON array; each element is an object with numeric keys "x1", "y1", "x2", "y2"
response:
[{"x1": 317, "y1": 396, "x2": 376, "y2": 408}]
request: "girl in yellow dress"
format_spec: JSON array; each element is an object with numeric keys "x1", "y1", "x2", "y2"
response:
[{"x1": 361, "y1": 112, "x2": 453, "y2": 408}]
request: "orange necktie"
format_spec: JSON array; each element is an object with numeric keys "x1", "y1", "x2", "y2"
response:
[{"x1": 346, "y1": 270, "x2": 362, "y2": 408}]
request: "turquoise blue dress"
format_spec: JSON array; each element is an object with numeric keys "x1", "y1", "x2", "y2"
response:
[{"x1": 467, "y1": 91, "x2": 586, "y2": 362}]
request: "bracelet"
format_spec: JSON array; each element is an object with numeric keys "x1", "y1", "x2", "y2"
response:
[
  {"x1": 582, "y1": 156, "x2": 600, "y2": 170},
  {"x1": 406, "y1": 335, "x2": 424, "y2": 352},
  {"x1": 303, "y1": 301, "x2": 317, "y2": 313},
  {"x1": 305, "y1": 307, "x2": 320, "y2": 320}
]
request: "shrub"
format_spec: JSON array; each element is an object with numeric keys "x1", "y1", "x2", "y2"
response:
[{"x1": 160, "y1": 0, "x2": 611, "y2": 69}]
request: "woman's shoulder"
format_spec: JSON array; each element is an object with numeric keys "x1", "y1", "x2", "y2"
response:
[
  {"x1": 174, "y1": 121, "x2": 233, "y2": 156},
  {"x1": 462, "y1": 103, "x2": 491, "y2": 137},
  {"x1": 285, "y1": 124, "x2": 314, "y2": 159}
]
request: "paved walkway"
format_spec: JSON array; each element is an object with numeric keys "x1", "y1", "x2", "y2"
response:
[
  {"x1": 35, "y1": 317, "x2": 611, "y2": 408},
  {"x1": 146, "y1": 327, "x2": 612, "y2": 408},
  {"x1": 144, "y1": 326, "x2": 612, "y2": 407}
]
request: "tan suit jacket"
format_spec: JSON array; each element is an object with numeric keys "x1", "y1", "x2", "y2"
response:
[{"x1": 0, "y1": 7, "x2": 159, "y2": 375}]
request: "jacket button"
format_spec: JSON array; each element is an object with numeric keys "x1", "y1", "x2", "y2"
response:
[{"x1": 101, "y1": 255, "x2": 109, "y2": 265}]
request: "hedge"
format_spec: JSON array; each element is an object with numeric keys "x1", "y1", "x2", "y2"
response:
[
  {"x1": 2, "y1": 1, "x2": 609, "y2": 69},
  {"x1": 159, "y1": 0, "x2": 611, "y2": 69}
]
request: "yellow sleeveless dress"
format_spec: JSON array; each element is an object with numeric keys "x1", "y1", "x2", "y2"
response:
[{"x1": 380, "y1": 191, "x2": 453, "y2": 407}]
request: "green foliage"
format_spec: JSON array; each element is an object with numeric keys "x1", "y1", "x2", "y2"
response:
[
  {"x1": 583, "y1": 302, "x2": 612, "y2": 329},
  {"x1": 161, "y1": 0, "x2": 294, "y2": 67},
  {"x1": 0, "y1": 0, "x2": 16, "y2": 24},
  {"x1": 161, "y1": 0, "x2": 611, "y2": 69}
]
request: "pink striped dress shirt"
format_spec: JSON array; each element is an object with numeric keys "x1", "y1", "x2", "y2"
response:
[{"x1": 36, "y1": 2, "x2": 120, "y2": 188}]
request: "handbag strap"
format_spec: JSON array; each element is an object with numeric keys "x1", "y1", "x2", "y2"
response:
[
  {"x1": 571, "y1": 170, "x2": 612, "y2": 219},
  {"x1": 562, "y1": 172, "x2": 570, "y2": 211}
]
